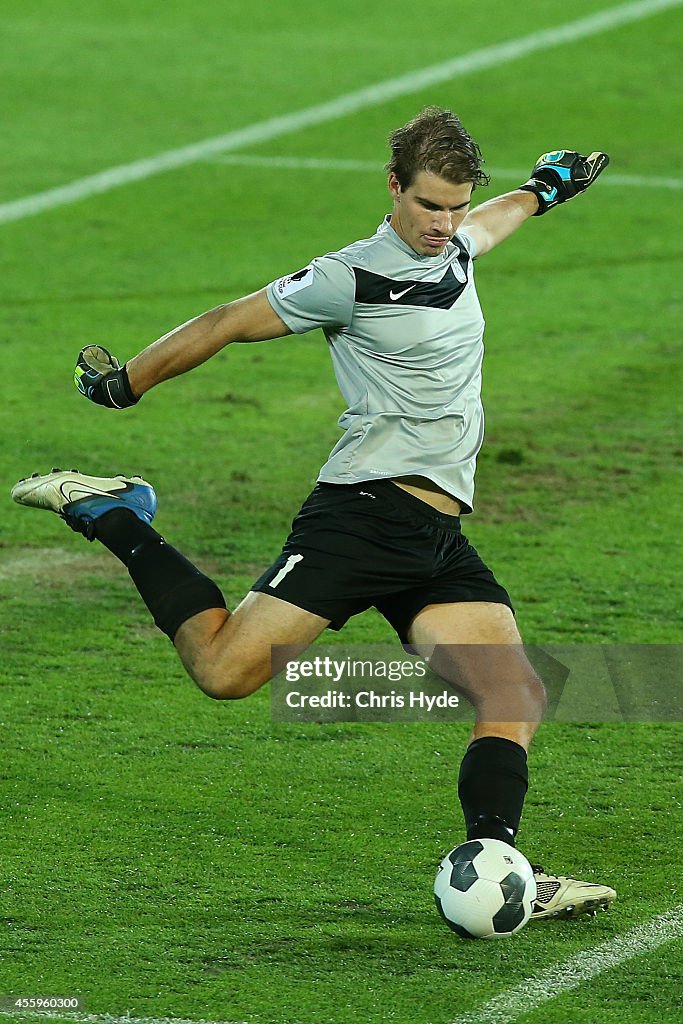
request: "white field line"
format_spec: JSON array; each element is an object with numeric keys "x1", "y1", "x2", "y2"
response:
[
  {"x1": 1, "y1": 0, "x2": 681, "y2": 226},
  {"x1": 0, "y1": 910, "x2": 680, "y2": 1024},
  {"x1": 208, "y1": 153, "x2": 683, "y2": 190},
  {"x1": 449, "y1": 903, "x2": 683, "y2": 1024}
]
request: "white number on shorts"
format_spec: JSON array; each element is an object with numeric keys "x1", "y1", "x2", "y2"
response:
[{"x1": 268, "y1": 553, "x2": 304, "y2": 589}]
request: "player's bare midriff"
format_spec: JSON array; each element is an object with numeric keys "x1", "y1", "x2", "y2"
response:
[{"x1": 392, "y1": 475, "x2": 462, "y2": 516}]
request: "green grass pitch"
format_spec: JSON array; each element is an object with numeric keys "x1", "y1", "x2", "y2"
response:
[{"x1": 1, "y1": 1, "x2": 682, "y2": 1022}]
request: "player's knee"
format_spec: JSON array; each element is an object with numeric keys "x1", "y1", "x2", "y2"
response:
[
  {"x1": 202, "y1": 680, "x2": 248, "y2": 701},
  {"x1": 520, "y1": 666, "x2": 547, "y2": 716},
  {"x1": 195, "y1": 662, "x2": 268, "y2": 701},
  {"x1": 475, "y1": 664, "x2": 546, "y2": 723}
]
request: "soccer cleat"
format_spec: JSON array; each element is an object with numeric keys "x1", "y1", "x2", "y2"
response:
[
  {"x1": 11, "y1": 468, "x2": 157, "y2": 539},
  {"x1": 529, "y1": 864, "x2": 616, "y2": 920}
]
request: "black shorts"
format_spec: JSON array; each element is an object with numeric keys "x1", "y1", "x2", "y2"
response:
[{"x1": 251, "y1": 481, "x2": 513, "y2": 642}]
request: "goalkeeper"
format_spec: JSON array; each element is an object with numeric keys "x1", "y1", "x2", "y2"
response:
[{"x1": 12, "y1": 107, "x2": 614, "y2": 921}]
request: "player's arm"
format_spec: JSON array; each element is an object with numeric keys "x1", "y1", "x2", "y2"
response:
[
  {"x1": 460, "y1": 190, "x2": 538, "y2": 259},
  {"x1": 127, "y1": 289, "x2": 290, "y2": 398},
  {"x1": 462, "y1": 150, "x2": 609, "y2": 259},
  {"x1": 75, "y1": 289, "x2": 290, "y2": 406}
]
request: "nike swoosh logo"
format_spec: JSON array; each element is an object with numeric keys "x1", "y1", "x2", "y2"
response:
[{"x1": 389, "y1": 285, "x2": 416, "y2": 301}]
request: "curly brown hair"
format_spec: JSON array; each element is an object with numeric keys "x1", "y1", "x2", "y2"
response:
[{"x1": 385, "y1": 106, "x2": 489, "y2": 190}]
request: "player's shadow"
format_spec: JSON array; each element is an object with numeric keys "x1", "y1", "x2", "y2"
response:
[{"x1": 199, "y1": 895, "x2": 601, "y2": 979}]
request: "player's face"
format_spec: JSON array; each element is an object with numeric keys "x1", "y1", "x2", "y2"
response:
[{"x1": 388, "y1": 171, "x2": 473, "y2": 256}]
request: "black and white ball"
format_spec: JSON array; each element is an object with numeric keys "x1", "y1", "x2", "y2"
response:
[{"x1": 434, "y1": 839, "x2": 536, "y2": 939}]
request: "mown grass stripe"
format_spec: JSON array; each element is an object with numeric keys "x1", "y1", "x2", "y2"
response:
[
  {"x1": 0, "y1": 1015, "x2": 245, "y2": 1024},
  {"x1": 0, "y1": 0, "x2": 681, "y2": 225}
]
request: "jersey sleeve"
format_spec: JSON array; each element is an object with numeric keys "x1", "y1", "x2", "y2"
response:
[
  {"x1": 455, "y1": 231, "x2": 478, "y2": 260},
  {"x1": 266, "y1": 255, "x2": 355, "y2": 334}
]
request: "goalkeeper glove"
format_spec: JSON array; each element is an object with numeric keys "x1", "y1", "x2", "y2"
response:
[
  {"x1": 74, "y1": 345, "x2": 139, "y2": 408},
  {"x1": 519, "y1": 150, "x2": 609, "y2": 215}
]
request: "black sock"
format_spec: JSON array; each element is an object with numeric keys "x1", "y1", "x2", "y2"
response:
[
  {"x1": 94, "y1": 509, "x2": 226, "y2": 640},
  {"x1": 457, "y1": 736, "x2": 529, "y2": 847},
  {"x1": 94, "y1": 507, "x2": 159, "y2": 565}
]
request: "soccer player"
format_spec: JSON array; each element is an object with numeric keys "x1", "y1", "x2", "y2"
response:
[{"x1": 12, "y1": 107, "x2": 615, "y2": 920}]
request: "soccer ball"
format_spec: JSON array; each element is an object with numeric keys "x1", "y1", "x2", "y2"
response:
[{"x1": 434, "y1": 838, "x2": 536, "y2": 939}]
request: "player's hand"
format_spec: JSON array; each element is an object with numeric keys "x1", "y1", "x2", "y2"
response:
[
  {"x1": 519, "y1": 150, "x2": 609, "y2": 215},
  {"x1": 74, "y1": 345, "x2": 139, "y2": 408}
]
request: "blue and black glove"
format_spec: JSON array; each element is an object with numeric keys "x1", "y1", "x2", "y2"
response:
[
  {"x1": 519, "y1": 150, "x2": 609, "y2": 215},
  {"x1": 74, "y1": 345, "x2": 139, "y2": 408}
]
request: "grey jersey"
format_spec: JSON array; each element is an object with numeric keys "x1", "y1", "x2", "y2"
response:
[{"x1": 266, "y1": 216, "x2": 485, "y2": 512}]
